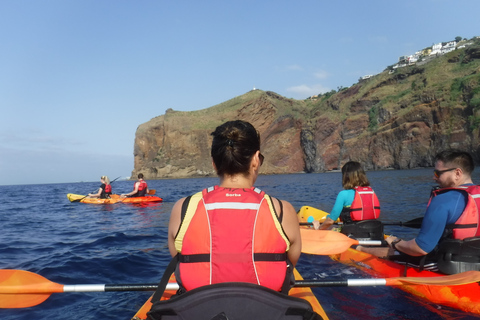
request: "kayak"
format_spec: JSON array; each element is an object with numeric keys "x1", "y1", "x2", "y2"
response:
[
  {"x1": 297, "y1": 206, "x2": 330, "y2": 223},
  {"x1": 131, "y1": 269, "x2": 329, "y2": 320},
  {"x1": 67, "y1": 193, "x2": 163, "y2": 204},
  {"x1": 330, "y1": 245, "x2": 480, "y2": 315},
  {"x1": 297, "y1": 206, "x2": 480, "y2": 315}
]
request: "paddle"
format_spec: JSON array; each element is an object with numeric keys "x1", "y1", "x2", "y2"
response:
[
  {"x1": 295, "y1": 271, "x2": 480, "y2": 287},
  {"x1": 71, "y1": 193, "x2": 94, "y2": 203},
  {"x1": 300, "y1": 217, "x2": 424, "y2": 229},
  {"x1": 2, "y1": 269, "x2": 480, "y2": 309},
  {"x1": 301, "y1": 229, "x2": 384, "y2": 255}
]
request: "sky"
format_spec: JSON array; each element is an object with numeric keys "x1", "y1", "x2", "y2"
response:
[{"x1": 1, "y1": 0, "x2": 479, "y2": 186}]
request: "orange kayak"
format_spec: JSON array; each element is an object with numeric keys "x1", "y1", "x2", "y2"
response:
[
  {"x1": 330, "y1": 246, "x2": 480, "y2": 315},
  {"x1": 297, "y1": 207, "x2": 480, "y2": 315},
  {"x1": 67, "y1": 193, "x2": 163, "y2": 204},
  {"x1": 131, "y1": 269, "x2": 329, "y2": 320}
]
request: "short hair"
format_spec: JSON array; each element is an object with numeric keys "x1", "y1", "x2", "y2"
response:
[
  {"x1": 341, "y1": 161, "x2": 370, "y2": 189},
  {"x1": 435, "y1": 150, "x2": 474, "y2": 175},
  {"x1": 210, "y1": 120, "x2": 261, "y2": 177},
  {"x1": 138, "y1": 173, "x2": 144, "y2": 179}
]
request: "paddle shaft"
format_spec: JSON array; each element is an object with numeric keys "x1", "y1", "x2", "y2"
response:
[
  {"x1": 300, "y1": 217, "x2": 423, "y2": 228},
  {"x1": 0, "y1": 278, "x2": 428, "y2": 295},
  {"x1": 63, "y1": 280, "x2": 388, "y2": 292},
  {"x1": 61, "y1": 283, "x2": 176, "y2": 292}
]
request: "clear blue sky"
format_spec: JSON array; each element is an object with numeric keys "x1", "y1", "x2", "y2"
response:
[{"x1": 1, "y1": 0, "x2": 478, "y2": 186}]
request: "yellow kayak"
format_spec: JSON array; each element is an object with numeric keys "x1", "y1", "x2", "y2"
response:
[
  {"x1": 297, "y1": 206, "x2": 330, "y2": 223},
  {"x1": 67, "y1": 193, "x2": 163, "y2": 204}
]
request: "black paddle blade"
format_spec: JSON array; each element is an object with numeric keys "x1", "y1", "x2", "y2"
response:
[{"x1": 382, "y1": 217, "x2": 423, "y2": 228}]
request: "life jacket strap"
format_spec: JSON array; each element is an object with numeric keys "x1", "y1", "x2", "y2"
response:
[{"x1": 178, "y1": 253, "x2": 287, "y2": 263}]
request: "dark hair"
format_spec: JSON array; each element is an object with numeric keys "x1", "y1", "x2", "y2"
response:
[
  {"x1": 341, "y1": 161, "x2": 370, "y2": 189},
  {"x1": 210, "y1": 120, "x2": 261, "y2": 176},
  {"x1": 138, "y1": 173, "x2": 144, "y2": 179},
  {"x1": 435, "y1": 150, "x2": 474, "y2": 175}
]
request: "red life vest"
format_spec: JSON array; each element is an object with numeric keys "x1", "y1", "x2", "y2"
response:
[
  {"x1": 431, "y1": 185, "x2": 480, "y2": 240},
  {"x1": 138, "y1": 180, "x2": 147, "y2": 191},
  {"x1": 348, "y1": 186, "x2": 381, "y2": 221},
  {"x1": 174, "y1": 186, "x2": 290, "y2": 292},
  {"x1": 104, "y1": 184, "x2": 112, "y2": 194},
  {"x1": 133, "y1": 180, "x2": 148, "y2": 197}
]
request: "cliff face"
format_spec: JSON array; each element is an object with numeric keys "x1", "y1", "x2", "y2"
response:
[{"x1": 131, "y1": 45, "x2": 480, "y2": 179}]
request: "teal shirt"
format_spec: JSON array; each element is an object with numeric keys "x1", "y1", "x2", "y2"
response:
[{"x1": 327, "y1": 189, "x2": 355, "y2": 221}]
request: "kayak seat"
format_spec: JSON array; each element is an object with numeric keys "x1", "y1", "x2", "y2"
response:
[
  {"x1": 437, "y1": 237, "x2": 480, "y2": 274},
  {"x1": 341, "y1": 220, "x2": 384, "y2": 241},
  {"x1": 147, "y1": 282, "x2": 324, "y2": 320}
]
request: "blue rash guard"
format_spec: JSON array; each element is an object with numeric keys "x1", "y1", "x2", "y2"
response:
[
  {"x1": 415, "y1": 185, "x2": 472, "y2": 253},
  {"x1": 327, "y1": 189, "x2": 355, "y2": 221}
]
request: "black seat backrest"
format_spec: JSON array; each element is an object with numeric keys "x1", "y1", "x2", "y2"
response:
[
  {"x1": 147, "y1": 282, "x2": 323, "y2": 320},
  {"x1": 341, "y1": 220, "x2": 384, "y2": 240}
]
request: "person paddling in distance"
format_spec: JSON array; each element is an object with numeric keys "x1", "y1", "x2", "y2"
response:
[
  {"x1": 167, "y1": 120, "x2": 301, "y2": 294},
  {"x1": 87, "y1": 176, "x2": 112, "y2": 199},
  {"x1": 312, "y1": 161, "x2": 382, "y2": 240},
  {"x1": 363, "y1": 150, "x2": 480, "y2": 274},
  {"x1": 121, "y1": 173, "x2": 149, "y2": 197}
]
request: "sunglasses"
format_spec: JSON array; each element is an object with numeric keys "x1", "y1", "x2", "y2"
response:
[
  {"x1": 433, "y1": 168, "x2": 457, "y2": 178},
  {"x1": 259, "y1": 153, "x2": 264, "y2": 166}
]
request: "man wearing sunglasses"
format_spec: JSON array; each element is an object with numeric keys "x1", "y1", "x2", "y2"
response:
[
  {"x1": 380, "y1": 150, "x2": 479, "y2": 273},
  {"x1": 386, "y1": 150, "x2": 480, "y2": 273}
]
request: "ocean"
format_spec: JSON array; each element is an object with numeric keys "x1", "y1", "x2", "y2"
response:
[{"x1": 1, "y1": 169, "x2": 480, "y2": 320}]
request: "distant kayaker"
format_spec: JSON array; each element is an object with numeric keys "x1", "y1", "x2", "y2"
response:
[
  {"x1": 87, "y1": 176, "x2": 112, "y2": 199},
  {"x1": 312, "y1": 161, "x2": 382, "y2": 239},
  {"x1": 167, "y1": 120, "x2": 301, "y2": 293},
  {"x1": 367, "y1": 150, "x2": 480, "y2": 274},
  {"x1": 121, "y1": 173, "x2": 149, "y2": 197}
]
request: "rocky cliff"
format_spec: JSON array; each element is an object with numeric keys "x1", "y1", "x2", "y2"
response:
[{"x1": 131, "y1": 45, "x2": 480, "y2": 179}]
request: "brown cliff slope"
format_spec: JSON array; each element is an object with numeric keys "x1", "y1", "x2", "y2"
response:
[{"x1": 132, "y1": 45, "x2": 480, "y2": 179}]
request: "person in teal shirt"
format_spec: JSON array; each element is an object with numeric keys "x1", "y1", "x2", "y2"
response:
[{"x1": 313, "y1": 161, "x2": 373, "y2": 230}]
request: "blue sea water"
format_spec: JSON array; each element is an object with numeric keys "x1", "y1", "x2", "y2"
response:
[{"x1": 1, "y1": 169, "x2": 480, "y2": 320}]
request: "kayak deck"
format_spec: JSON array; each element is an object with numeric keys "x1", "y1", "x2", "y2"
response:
[
  {"x1": 131, "y1": 269, "x2": 328, "y2": 320},
  {"x1": 67, "y1": 193, "x2": 163, "y2": 204}
]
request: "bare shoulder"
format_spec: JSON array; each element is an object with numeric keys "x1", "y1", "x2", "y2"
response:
[{"x1": 171, "y1": 197, "x2": 187, "y2": 214}]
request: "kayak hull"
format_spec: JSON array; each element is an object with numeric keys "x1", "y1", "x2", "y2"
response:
[
  {"x1": 131, "y1": 269, "x2": 328, "y2": 320},
  {"x1": 67, "y1": 193, "x2": 163, "y2": 204}
]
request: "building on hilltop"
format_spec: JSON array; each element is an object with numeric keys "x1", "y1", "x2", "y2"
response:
[
  {"x1": 430, "y1": 42, "x2": 443, "y2": 55},
  {"x1": 430, "y1": 41, "x2": 456, "y2": 55},
  {"x1": 441, "y1": 41, "x2": 456, "y2": 54}
]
